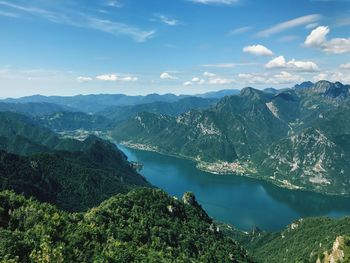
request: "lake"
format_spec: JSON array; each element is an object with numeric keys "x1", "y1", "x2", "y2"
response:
[{"x1": 118, "y1": 144, "x2": 350, "y2": 232}]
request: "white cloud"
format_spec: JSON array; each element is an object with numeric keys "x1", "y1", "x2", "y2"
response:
[
  {"x1": 183, "y1": 71, "x2": 234, "y2": 86},
  {"x1": 304, "y1": 26, "x2": 329, "y2": 46},
  {"x1": 238, "y1": 71, "x2": 303, "y2": 85},
  {"x1": 313, "y1": 73, "x2": 328, "y2": 82},
  {"x1": 340, "y1": 63, "x2": 350, "y2": 69},
  {"x1": 313, "y1": 71, "x2": 350, "y2": 83},
  {"x1": 304, "y1": 26, "x2": 350, "y2": 54},
  {"x1": 257, "y1": 14, "x2": 322, "y2": 37},
  {"x1": 208, "y1": 78, "x2": 234, "y2": 84},
  {"x1": 96, "y1": 74, "x2": 118, "y2": 81},
  {"x1": 228, "y1": 26, "x2": 252, "y2": 35},
  {"x1": 203, "y1": 71, "x2": 216, "y2": 77},
  {"x1": 265, "y1": 56, "x2": 319, "y2": 72},
  {"x1": 160, "y1": 72, "x2": 178, "y2": 80},
  {"x1": 155, "y1": 14, "x2": 179, "y2": 26},
  {"x1": 121, "y1": 76, "x2": 138, "y2": 82},
  {"x1": 77, "y1": 76, "x2": 93, "y2": 82},
  {"x1": 96, "y1": 74, "x2": 137, "y2": 82},
  {"x1": 0, "y1": 1, "x2": 155, "y2": 42},
  {"x1": 188, "y1": 0, "x2": 238, "y2": 5},
  {"x1": 183, "y1": 81, "x2": 193, "y2": 86},
  {"x1": 243, "y1": 45, "x2": 274, "y2": 56},
  {"x1": 192, "y1": 77, "x2": 205, "y2": 84},
  {"x1": 105, "y1": 0, "x2": 123, "y2": 8}
]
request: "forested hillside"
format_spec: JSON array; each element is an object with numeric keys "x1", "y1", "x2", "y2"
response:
[{"x1": 0, "y1": 189, "x2": 253, "y2": 262}]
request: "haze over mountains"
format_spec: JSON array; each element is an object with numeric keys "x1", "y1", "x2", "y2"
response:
[
  {"x1": 1, "y1": 89, "x2": 239, "y2": 113},
  {"x1": 1, "y1": 81, "x2": 350, "y2": 262}
]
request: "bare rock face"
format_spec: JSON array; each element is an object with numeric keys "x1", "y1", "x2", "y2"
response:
[
  {"x1": 182, "y1": 192, "x2": 197, "y2": 206},
  {"x1": 318, "y1": 236, "x2": 346, "y2": 263}
]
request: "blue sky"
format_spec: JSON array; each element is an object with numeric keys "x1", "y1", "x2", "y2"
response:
[{"x1": 0, "y1": 0, "x2": 349, "y2": 97}]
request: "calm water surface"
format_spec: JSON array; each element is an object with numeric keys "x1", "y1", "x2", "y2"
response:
[{"x1": 118, "y1": 145, "x2": 350, "y2": 231}]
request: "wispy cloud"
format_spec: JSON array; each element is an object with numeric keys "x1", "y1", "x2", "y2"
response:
[
  {"x1": 154, "y1": 14, "x2": 180, "y2": 26},
  {"x1": 335, "y1": 16, "x2": 350, "y2": 27},
  {"x1": 202, "y1": 62, "x2": 254, "y2": 68},
  {"x1": 0, "y1": 10, "x2": 20, "y2": 18},
  {"x1": 228, "y1": 26, "x2": 252, "y2": 35},
  {"x1": 77, "y1": 76, "x2": 93, "y2": 83},
  {"x1": 187, "y1": 0, "x2": 238, "y2": 5},
  {"x1": 0, "y1": 0, "x2": 155, "y2": 42},
  {"x1": 257, "y1": 14, "x2": 322, "y2": 37},
  {"x1": 340, "y1": 63, "x2": 350, "y2": 69},
  {"x1": 105, "y1": 0, "x2": 123, "y2": 8},
  {"x1": 202, "y1": 63, "x2": 237, "y2": 68},
  {"x1": 87, "y1": 18, "x2": 155, "y2": 42}
]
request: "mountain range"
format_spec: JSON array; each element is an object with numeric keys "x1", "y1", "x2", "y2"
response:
[
  {"x1": 1, "y1": 82, "x2": 350, "y2": 261},
  {"x1": 111, "y1": 81, "x2": 350, "y2": 195},
  {"x1": 1, "y1": 89, "x2": 238, "y2": 113}
]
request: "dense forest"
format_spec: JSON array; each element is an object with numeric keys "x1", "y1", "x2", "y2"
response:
[{"x1": 0, "y1": 189, "x2": 252, "y2": 262}]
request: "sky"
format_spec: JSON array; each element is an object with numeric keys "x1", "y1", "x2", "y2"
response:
[{"x1": 0, "y1": 0, "x2": 350, "y2": 98}]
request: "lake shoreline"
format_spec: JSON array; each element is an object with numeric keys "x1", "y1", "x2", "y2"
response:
[{"x1": 119, "y1": 141, "x2": 350, "y2": 198}]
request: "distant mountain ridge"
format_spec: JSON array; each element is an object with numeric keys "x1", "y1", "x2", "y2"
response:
[
  {"x1": 1, "y1": 89, "x2": 239, "y2": 113},
  {"x1": 111, "y1": 81, "x2": 350, "y2": 195},
  {"x1": 99, "y1": 96, "x2": 219, "y2": 123}
]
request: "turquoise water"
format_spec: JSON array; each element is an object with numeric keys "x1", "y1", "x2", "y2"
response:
[{"x1": 118, "y1": 145, "x2": 350, "y2": 231}]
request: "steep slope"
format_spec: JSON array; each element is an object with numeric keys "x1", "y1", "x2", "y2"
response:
[
  {"x1": 249, "y1": 103, "x2": 350, "y2": 195},
  {"x1": 223, "y1": 217, "x2": 350, "y2": 263},
  {"x1": 0, "y1": 189, "x2": 253, "y2": 262},
  {"x1": 112, "y1": 81, "x2": 350, "y2": 195},
  {"x1": 0, "y1": 111, "x2": 102, "y2": 155},
  {"x1": 0, "y1": 137, "x2": 149, "y2": 211},
  {"x1": 99, "y1": 97, "x2": 218, "y2": 123},
  {"x1": 249, "y1": 128, "x2": 350, "y2": 194},
  {"x1": 111, "y1": 87, "x2": 289, "y2": 162}
]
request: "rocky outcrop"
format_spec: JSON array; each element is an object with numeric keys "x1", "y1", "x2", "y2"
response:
[{"x1": 317, "y1": 236, "x2": 346, "y2": 263}]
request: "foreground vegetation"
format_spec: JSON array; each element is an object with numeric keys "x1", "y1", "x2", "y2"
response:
[
  {"x1": 0, "y1": 189, "x2": 252, "y2": 262},
  {"x1": 222, "y1": 217, "x2": 350, "y2": 263}
]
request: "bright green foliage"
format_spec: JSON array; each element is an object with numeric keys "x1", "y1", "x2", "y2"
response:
[
  {"x1": 223, "y1": 217, "x2": 350, "y2": 263},
  {"x1": 0, "y1": 189, "x2": 253, "y2": 263}
]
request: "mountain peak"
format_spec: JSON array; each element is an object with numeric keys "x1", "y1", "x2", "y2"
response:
[
  {"x1": 313, "y1": 81, "x2": 349, "y2": 98},
  {"x1": 293, "y1": 81, "x2": 314, "y2": 90},
  {"x1": 240, "y1": 87, "x2": 265, "y2": 99}
]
